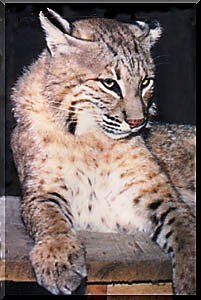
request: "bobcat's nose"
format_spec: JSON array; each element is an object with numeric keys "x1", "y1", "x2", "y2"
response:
[{"x1": 127, "y1": 118, "x2": 145, "y2": 129}]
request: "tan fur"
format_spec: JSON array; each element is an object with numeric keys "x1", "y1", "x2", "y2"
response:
[{"x1": 11, "y1": 12, "x2": 195, "y2": 295}]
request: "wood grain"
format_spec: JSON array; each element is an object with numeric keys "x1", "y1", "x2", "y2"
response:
[
  {"x1": 0, "y1": 196, "x2": 173, "y2": 294},
  {"x1": 107, "y1": 283, "x2": 173, "y2": 295}
]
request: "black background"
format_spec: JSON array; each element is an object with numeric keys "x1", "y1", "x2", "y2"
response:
[{"x1": 4, "y1": 3, "x2": 196, "y2": 294}]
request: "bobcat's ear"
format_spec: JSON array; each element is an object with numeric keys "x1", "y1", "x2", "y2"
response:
[
  {"x1": 39, "y1": 11, "x2": 69, "y2": 56},
  {"x1": 147, "y1": 21, "x2": 162, "y2": 46},
  {"x1": 39, "y1": 11, "x2": 101, "y2": 57},
  {"x1": 46, "y1": 8, "x2": 71, "y2": 33},
  {"x1": 129, "y1": 20, "x2": 162, "y2": 47}
]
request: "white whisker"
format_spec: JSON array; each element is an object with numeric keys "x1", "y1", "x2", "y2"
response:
[{"x1": 153, "y1": 54, "x2": 170, "y2": 60}]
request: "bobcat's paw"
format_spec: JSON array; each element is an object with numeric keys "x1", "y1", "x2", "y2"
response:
[{"x1": 30, "y1": 235, "x2": 87, "y2": 295}]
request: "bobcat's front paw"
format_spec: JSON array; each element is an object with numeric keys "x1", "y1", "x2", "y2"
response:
[{"x1": 30, "y1": 235, "x2": 87, "y2": 295}]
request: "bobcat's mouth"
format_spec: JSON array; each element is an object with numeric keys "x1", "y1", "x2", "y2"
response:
[{"x1": 100, "y1": 114, "x2": 147, "y2": 139}]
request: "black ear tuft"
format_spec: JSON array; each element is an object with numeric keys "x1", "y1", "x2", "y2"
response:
[
  {"x1": 130, "y1": 19, "x2": 162, "y2": 47},
  {"x1": 148, "y1": 20, "x2": 161, "y2": 30},
  {"x1": 46, "y1": 8, "x2": 71, "y2": 33}
]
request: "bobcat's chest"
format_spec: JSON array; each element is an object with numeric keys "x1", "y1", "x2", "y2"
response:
[{"x1": 63, "y1": 150, "x2": 147, "y2": 234}]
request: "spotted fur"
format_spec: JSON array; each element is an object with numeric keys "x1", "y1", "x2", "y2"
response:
[{"x1": 11, "y1": 10, "x2": 195, "y2": 295}]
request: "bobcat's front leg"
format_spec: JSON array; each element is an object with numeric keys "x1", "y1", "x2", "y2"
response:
[
  {"x1": 11, "y1": 128, "x2": 87, "y2": 294},
  {"x1": 149, "y1": 200, "x2": 195, "y2": 294},
  {"x1": 23, "y1": 193, "x2": 87, "y2": 295}
]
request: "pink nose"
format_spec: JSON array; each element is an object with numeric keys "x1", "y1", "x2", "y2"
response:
[{"x1": 127, "y1": 118, "x2": 145, "y2": 129}]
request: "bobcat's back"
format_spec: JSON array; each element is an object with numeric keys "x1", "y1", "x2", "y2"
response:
[{"x1": 144, "y1": 123, "x2": 195, "y2": 208}]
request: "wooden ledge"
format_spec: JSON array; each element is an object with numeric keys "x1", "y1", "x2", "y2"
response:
[{"x1": 0, "y1": 196, "x2": 173, "y2": 295}]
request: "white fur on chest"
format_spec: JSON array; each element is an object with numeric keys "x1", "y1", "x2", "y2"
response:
[{"x1": 64, "y1": 161, "x2": 149, "y2": 234}]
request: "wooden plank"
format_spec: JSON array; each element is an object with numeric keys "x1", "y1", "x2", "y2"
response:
[
  {"x1": 107, "y1": 296, "x2": 174, "y2": 300},
  {"x1": 107, "y1": 283, "x2": 173, "y2": 295},
  {"x1": 79, "y1": 231, "x2": 171, "y2": 283},
  {"x1": 87, "y1": 283, "x2": 173, "y2": 296},
  {"x1": 0, "y1": 196, "x2": 172, "y2": 287},
  {"x1": 87, "y1": 284, "x2": 107, "y2": 295}
]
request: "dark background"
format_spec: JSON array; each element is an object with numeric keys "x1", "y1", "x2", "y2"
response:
[{"x1": 3, "y1": 2, "x2": 197, "y2": 295}]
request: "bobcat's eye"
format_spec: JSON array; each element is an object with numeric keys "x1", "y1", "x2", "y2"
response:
[
  {"x1": 98, "y1": 79, "x2": 123, "y2": 98},
  {"x1": 101, "y1": 79, "x2": 116, "y2": 89},
  {"x1": 100, "y1": 79, "x2": 120, "y2": 91},
  {"x1": 141, "y1": 78, "x2": 154, "y2": 90}
]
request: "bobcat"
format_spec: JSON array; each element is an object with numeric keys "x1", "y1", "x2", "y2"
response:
[{"x1": 11, "y1": 9, "x2": 195, "y2": 295}]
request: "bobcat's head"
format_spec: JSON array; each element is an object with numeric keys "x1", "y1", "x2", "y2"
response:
[{"x1": 40, "y1": 9, "x2": 161, "y2": 139}]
